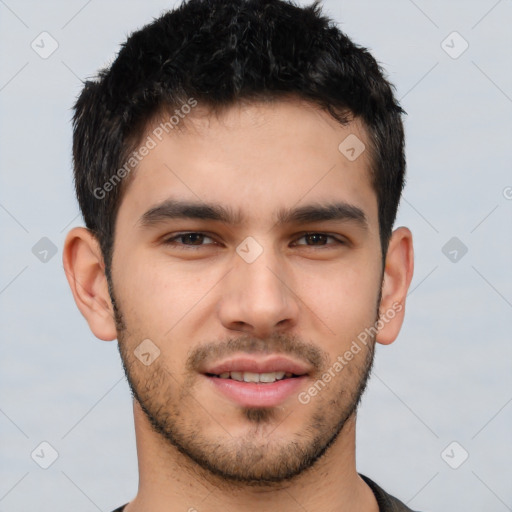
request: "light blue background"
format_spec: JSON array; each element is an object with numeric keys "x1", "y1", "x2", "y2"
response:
[{"x1": 1, "y1": 0, "x2": 511, "y2": 510}]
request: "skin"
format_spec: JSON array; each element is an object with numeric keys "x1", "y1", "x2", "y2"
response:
[{"x1": 63, "y1": 98, "x2": 414, "y2": 512}]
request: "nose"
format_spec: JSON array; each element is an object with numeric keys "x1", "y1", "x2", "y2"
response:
[{"x1": 216, "y1": 244, "x2": 300, "y2": 338}]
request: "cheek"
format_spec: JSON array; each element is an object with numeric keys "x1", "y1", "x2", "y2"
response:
[
  {"x1": 293, "y1": 261, "x2": 381, "y2": 342},
  {"x1": 114, "y1": 249, "x2": 220, "y2": 338}
]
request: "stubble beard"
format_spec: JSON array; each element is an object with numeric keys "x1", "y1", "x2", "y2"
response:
[{"x1": 111, "y1": 284, "x2": 377, "y2": 488}]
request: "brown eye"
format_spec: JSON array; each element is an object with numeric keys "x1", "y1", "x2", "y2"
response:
[
  {"x1": 294, "y1": 233, "x2": 343, "y2": 247},
  {"x1": 163, "y1": 232, "x2": 215, "y2": 247}
]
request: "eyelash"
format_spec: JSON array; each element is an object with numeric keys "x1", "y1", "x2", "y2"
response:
[{"x1": 161, "y1": 232, "x2": 345, "y2": 249}]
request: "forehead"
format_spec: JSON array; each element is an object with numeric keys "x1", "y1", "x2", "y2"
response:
[{"x1": 117, "y1": 99, "x2": 378, "y2": 231}]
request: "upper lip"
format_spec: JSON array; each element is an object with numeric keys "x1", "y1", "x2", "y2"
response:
[{"x1": 202, "y1": 355, "x2": 311, "y2": 376}]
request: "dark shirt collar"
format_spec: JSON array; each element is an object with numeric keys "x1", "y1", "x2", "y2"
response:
[
  {"x1": 111, "y1": 474, "x2": 419, "y2": 512},
  {"x1": 359, "y1": 473, "x2": 419, "y2": 512}
]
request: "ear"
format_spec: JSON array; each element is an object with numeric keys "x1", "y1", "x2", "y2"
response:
[
  {"x1": 62, "y1": 227, "x2": 117, "y2": 341},
  {"x1": 376, "y1": 227, "x2": 414, "y2": 345}
]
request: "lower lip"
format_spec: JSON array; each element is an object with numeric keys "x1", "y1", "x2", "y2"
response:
[{"x1": 204, "y1": 375, "x2": 308, "y2": 408}]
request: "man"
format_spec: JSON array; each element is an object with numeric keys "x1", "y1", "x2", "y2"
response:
[{"x1": 63, "y1": 0, "x2": 416, "y2": 510}]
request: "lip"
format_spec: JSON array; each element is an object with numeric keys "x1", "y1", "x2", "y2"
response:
[
  {"x1": 202, "y1": 355, "x2": 311, "y2": 376},
  {"x1": 204, "y1": 373, "x2": 309, "y2": 408},
  {"x1": 200, "y1": 355, "x2": 311, "y2": 408}
]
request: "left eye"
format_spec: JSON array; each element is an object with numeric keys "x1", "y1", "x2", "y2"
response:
[{"x1": 293, "y1": 233, "x2": 342, "y2": 246}]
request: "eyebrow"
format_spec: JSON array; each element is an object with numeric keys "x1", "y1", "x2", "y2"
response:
[{"x1": 138, "y1": 199, "x2": 368, "y2": 230}]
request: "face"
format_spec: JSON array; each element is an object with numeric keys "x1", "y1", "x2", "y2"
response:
[{"x1": 110, "y1": 99, "x2": 383, "y2": 484}]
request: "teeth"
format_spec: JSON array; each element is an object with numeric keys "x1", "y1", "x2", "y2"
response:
[
  {"x1": 259, "y1": 372, "x2": 278, "y2": 382},
  {"x1": 216, "y1": 371, "x2": 292, "y2": 383},
  {"x1": 243, "y1": 372, "x2": 260, "y2": 383}
]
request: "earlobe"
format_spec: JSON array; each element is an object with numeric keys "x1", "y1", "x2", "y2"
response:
[
  {"x1": 62, "y1": 227, "x2": 118, "y2": 341},
  {"x1": 375, "y1": 227, "x2": 414, "y2": 346}
]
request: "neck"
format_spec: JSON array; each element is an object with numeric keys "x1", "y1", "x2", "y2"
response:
[{"x1": 124, "y1": 401, "x2": 378, "y2": 512}]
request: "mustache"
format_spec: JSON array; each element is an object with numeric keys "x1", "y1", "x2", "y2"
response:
[{"x1": 186, "y1": 332, "x2": 329, "y2": 373}]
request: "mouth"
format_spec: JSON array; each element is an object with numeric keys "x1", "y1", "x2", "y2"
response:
[
  {"x1": 201, "y1": 355, "x2": 311, "y2": 407},
  {"x1": 205, "y1": 371, "x2": 303, "y2": 383}
]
